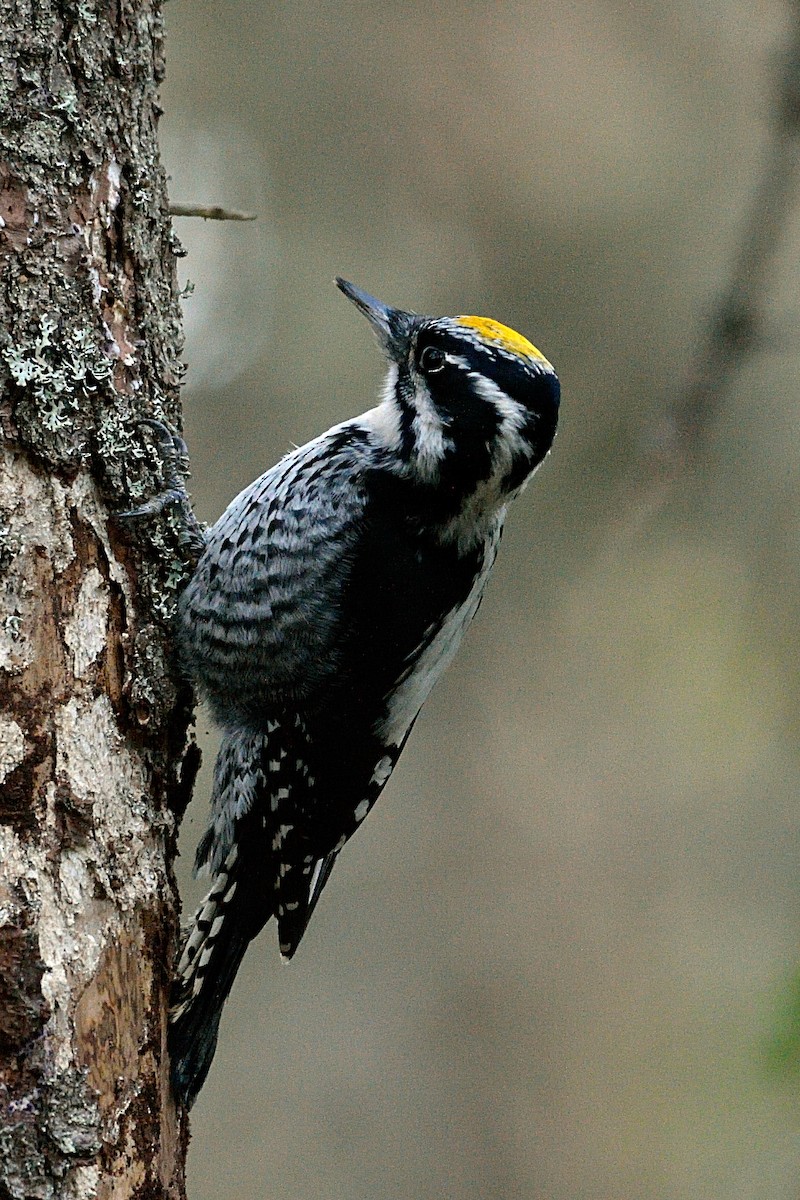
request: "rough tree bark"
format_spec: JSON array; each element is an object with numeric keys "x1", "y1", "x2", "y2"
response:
[{"x1": 0, "y1": 2, "x2": 194, "y2": 1196}]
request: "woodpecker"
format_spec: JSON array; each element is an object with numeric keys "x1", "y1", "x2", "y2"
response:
[{"x1": 154, "y1": 279, "x2": 559, "y2": 1107}]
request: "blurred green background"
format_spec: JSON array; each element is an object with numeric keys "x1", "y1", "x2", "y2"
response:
[{"x1": 161, "y1": 2, "x2": 800, "y2": 1196}]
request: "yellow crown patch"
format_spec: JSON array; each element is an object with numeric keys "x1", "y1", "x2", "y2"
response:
[{"x1": 456, "y1": 316, "x2": 550, "y2": 366}]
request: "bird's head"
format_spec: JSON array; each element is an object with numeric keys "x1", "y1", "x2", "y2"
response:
[{"x1": 337, "y1": 278, "x2": 559, "y2": 525}]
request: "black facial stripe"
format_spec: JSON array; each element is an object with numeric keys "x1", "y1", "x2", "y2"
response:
[
  {"x1": 432, "y1": 371, "x2": 501, "y2": 490},
  {"x1": 500, "y1": 403, "x2": 559, "y2": 491},
  {"x1": 394, "y1": 366, "x2": 419, "y2": 462},
  {"x1": 522, "y1": 376, "x2": 560, "y2": 452}
]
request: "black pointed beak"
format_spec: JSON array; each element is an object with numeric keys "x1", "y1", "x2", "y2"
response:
[{"x1": 335, "y1": 278, "x2": 415, "y2": 362}]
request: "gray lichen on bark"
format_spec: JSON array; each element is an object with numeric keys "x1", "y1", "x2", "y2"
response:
[{"x1": 1, "y1": 2, "x2": 195, "y2": 1196}]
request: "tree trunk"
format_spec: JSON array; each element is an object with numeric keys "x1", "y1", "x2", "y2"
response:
[{"x1": 0, "y1": 2, "x2": 193, "y2": 1196}]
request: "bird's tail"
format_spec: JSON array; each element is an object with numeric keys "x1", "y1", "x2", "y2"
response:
[{"x1": 168, "y1": 805, "x2": 271, "y2": 1108}]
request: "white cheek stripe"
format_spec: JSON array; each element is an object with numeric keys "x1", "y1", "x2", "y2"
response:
[
  {"x1": 468, "y1": 373, "x2": 533, "y2": 487},
  {"x1": 412, "y1": 404, "x2": 449, "y2": 480},
  {"x1": 438, "y1": 355, "x2": 526, "y2": 437},
  {"x1": 469, "y1": 373, "x2": 526, "y2": 436},
  {"x1": 404, "y1": 371, "x2": 449, "y2": 480}
]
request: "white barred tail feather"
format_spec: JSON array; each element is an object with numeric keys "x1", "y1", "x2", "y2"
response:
[{"x1": 169, "y1": 803, "x2": 272, "y2": 1108}]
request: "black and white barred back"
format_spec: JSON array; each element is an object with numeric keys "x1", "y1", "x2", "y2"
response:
[{"x1": 169, "y1": 279, "x2": 560, "y2": 1107}]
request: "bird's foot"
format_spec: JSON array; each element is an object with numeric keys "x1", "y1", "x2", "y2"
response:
[{"x1": 119, "y1": 418, "x2": 207, "y2": 561}]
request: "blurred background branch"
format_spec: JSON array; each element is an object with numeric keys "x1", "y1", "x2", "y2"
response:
[{"x1": 647, "y1": 2, "x2": 800, "y2": 475}]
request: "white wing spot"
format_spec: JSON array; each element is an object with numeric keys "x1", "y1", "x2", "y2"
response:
[
  {"x1": 371, "y1": 755, "x2": 393, "y2": 788},
  {"x1": 354, "y1": 798, "x2": 370, "y2": 823}
]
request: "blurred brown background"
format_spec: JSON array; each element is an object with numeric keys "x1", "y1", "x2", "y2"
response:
[{"x1": 161, "y1": 2, "x2": 800, "y2": 1196}]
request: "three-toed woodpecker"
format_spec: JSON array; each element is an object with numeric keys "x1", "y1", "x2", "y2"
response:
[{"x1": 166, "y1": 279, "x2": 560, "y2": 1107}]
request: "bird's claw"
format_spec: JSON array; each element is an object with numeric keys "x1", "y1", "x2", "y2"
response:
[{"x1": 119, "y1": 417, "x2": 207, "y2": 559}]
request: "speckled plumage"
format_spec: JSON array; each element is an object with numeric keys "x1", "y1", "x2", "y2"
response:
[{"x1": 167, "y1": 280, "x2": 560, "y2": 1107}]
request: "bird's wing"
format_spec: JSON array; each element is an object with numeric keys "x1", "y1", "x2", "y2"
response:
[{"x1": 178, "y1": 424, "x2": 373, "y2": 712}]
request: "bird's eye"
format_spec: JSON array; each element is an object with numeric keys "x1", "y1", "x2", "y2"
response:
[{"x1": 419, "y1": 346, "x2": 446, "y2": 374}]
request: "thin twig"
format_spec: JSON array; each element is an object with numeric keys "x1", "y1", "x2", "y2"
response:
[{"x1": 169, "y1": 203, "x2": 257, "y2": 221}]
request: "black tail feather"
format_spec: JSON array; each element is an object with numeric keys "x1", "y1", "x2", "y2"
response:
[{"x1": 168, "y1": 919, "x2": 252, "y2": 1109}]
